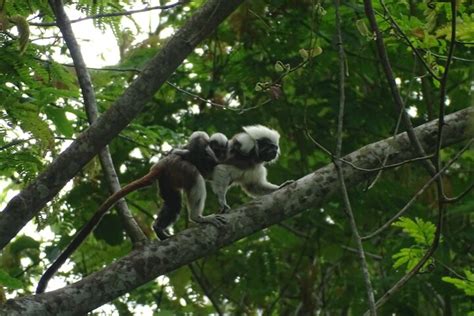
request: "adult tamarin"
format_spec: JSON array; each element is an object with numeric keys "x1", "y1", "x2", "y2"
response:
[
  {"x1": 36, "y1": 131, "x2": 226, "y2": 294},
  {"x1": 210, "y1": 125, "x2": 293, "y2": 212}
]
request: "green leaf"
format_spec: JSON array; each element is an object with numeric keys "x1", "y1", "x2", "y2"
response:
[
  {"x1": 299, "y1": 48, "x2": 309, "y2": 60},
  {"x1": 274, "y1": 61, "x2": 286, "y2": 72},
  {"x1": 356, "y1": 19, "x2": 370, "y2": 37},
  {"x1": 10, "y1": 236, "x2": 40, "y2": 255},
  {"x1": 5, "y1": 101, "x2": 55, "y2": 150},
  {"x1": 392, "y1": 217, "x2": 436, "y2": 245},
  {"x1": 310, "y1": 46, "x2": 323, "y2": 58},
  {"x1": 44, "y1": 106, "x2": 75, "y2": 138},
  {"x1": 392, "y1": 247, "x2": 425, "y2": 271},
  {"x1": 442, "y1": 271, "x2": 474, "y2": 296},
  {"x1": 0, "y1": 270, "x2": 23, "y2": 289}
]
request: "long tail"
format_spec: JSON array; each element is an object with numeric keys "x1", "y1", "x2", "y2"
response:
[{"x1": 36, "y1": 167, "x2": 160, "y2": 294}]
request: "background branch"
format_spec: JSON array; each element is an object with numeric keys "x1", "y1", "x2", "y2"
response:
[
  {"x1": 48, "y1": 0, "x2": 146, "y2": 244},
  {"x1": 31, "y1": 2, "x2": 184, "y2": 27},
  {"x1": 363, "y1": 0, "x2": 437, "y2": 176},
  {"x1": 0, "y1": 0, "x2": 246, "y2": 251},
  {"x1": 333, "y1": 1, "x2": 376, "y2": 314},
  {"x1": 362, "y1": 139, "x2": 473, "y2": 240},
  {"x1": 363, "y1": 1, "x2": 458, "y2": 313}
]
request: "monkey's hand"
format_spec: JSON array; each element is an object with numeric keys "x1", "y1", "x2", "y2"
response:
[
  {"x1": 278, "y1": 180, "x2": 295, "y2": 189},
  {"x1": 170, "y1": 148, "x2": 190, "y2": 157},
  {"x1": 191, "y1": 215, "x2": 228, "y2": 227}
]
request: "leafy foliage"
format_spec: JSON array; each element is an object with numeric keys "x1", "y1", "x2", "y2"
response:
[
  {"x1": 392, "y1": 216, "x2": 436, "y2": 246},
  {"x1": 0, "y1": 0, "x2": 473, "y2": 314},
  {"x1": 442, "y1": 271, "x2": 474, "y2": 297}
]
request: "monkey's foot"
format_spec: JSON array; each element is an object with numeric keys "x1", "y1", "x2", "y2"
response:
[
  {"x1": 279, "y1": 180, "x2": 295, "y2": 189},
  {"x1": 193, "y1": 215, "x2": 228, "y2": 227},
  {"x1": 218, "y1": 204, "x2": 231, "y2": 214},
  {"x1": 153, "y1": 227, "x2": 172, "y2": 241}
]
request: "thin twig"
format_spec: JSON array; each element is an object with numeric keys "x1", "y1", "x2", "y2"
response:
[
  {"x1": 434, "y1": 0, "x2": 457, "y2": 174},
  {"x1": 367, "y1": 58, "x2": 418, "y2": 190},
  {"x1": 362, "y1": 139, "x2": 472, "y2": 240},
  {"x1": 31, "y1": 2, "x2": 184, "y2": 27},
  {"x1": 437, "y1": 259, "x2": 473, "y2": 281},
  {"x1": 379, "y1": 0, "x2": 441, "y2": 81},
  {"x1": 264, "y1": 237, "x2": 309, "y2": 315},
  {"x1": 306, "y1": 131, "x2": 434, "y2": 173},
  {"x1": 36, "y1": 0, "x2": 148, "y2": 294},
  {"x1": 363, "y1": 2, "x2": 458, "y2": 313},
  {"x1": 334, "y1": 1, "x2": 377, "y2": 314},
  {"x1": 188, "y1": 263, "x2": 224, "y2": 315},
  {"x1": 0, "y1": 138, "x2": 34, "y2": 151},
  {"x1": 278, "y1": 222, "x2": 310, "y2": 239},
  {"x1": 39, "y1": 58, "x2": 250, "y2": 113},
  {"x1": 428, "y1": 51, "x2": 474, "y2": 63},
  {"x1": 443, "y1": 182, "x2": 474, "y2": 203},
  {"x1": 166, "y1": 81, "x2": 230, "y2": 109},
  {"x1": 0, "y1": 136, "x2": 78, "y2": 151},
  {"x1": 364, "y1": 0, "x2": 437, "y2": 177},
  {"x1": 341, "y1": 246, "x2": 383, "y2": 261},
  {"x1": 341, "y1": 155, "x2": 434, "y2": 173},
  {"x1": 48, "y1": 0, "x2": 146, "y2": 243},
  {"x1": 125, "y1": 199, "x2": 154, "y2": 220}
]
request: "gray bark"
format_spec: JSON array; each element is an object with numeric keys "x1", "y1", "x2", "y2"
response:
[
  {"x1": 2, "y1": 107, "x2": 472, "y2": 315},
  {"x1": 49, "y1": 0, "x2": 146, "y2": 243},
  {"x1": 0, "y1": 0, "x2": 245, "y2": 250}
]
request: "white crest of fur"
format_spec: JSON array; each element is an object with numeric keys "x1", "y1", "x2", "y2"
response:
[
  {"x1": 243, "y1": 125, "x2": 280, "y2": 145},
  {"x1": 210, "y1": 133, "x2": 228, "y2": 144},
  {"x1": 234, "y1": 132, "x2": 255, "y2": 154}
]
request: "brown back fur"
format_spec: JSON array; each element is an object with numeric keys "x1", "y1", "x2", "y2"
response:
[{"x1": 153, "y1": 155, "x2": 199, "y2": 192}]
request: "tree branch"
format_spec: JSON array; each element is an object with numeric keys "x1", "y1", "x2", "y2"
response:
[
  {"x1": 363, "y1": 0, "x2": 437, "y2": 176},
  {"x1": 48, "y1": 0, "x2": 146, "y2": 247},
  {"x1": 2, "y1": 106, "x2": 471, "y2": 315},
  {"x1": 361, "y1": 138, "x2": 473, "y2": 240},
  {"x1": 443, "y1": 182, "x2": 474, "y2": 203},
  {"x1": 0, "y1": 0, "x2": 246, "y2": 251},
  {"x1": 379, "y1": 0, "x2": 441, "y2": 81},
  {"x1": 188, "y1": 263, "x2": 224, "y2": 315},
  {"x1": 363, "y1": 2, "x2": 459, "y2": 313},
  {"x1": 333, "y1": 1, "x2": 376, "y2": 314},
  {"x1": 30, "y1": 2, "x2": 184, "y2": 27}
]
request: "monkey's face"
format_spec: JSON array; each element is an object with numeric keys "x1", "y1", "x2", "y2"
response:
[
  {"x1": 257, "y1": 138, "x2": 279, "y2": 162},
  {"x1": 210, "y1": 140, "x2": 228, "y2": 161}
]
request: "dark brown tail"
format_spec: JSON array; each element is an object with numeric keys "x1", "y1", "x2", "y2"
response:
[{"x1": 36, "y1": 168, "x2": 160, "y2": 294}]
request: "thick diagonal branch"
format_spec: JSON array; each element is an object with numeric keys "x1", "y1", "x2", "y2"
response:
[
  {"x1": 0, "y1": 0, "x2": 245, "y2": 250},
  {"x1": 2, "y1": 107, "x2": 471, "y2": 315}
]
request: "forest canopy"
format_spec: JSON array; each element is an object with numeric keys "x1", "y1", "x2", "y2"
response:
[{"x1": 0, "y1": 0, "x2": 473, "y2": 315}]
